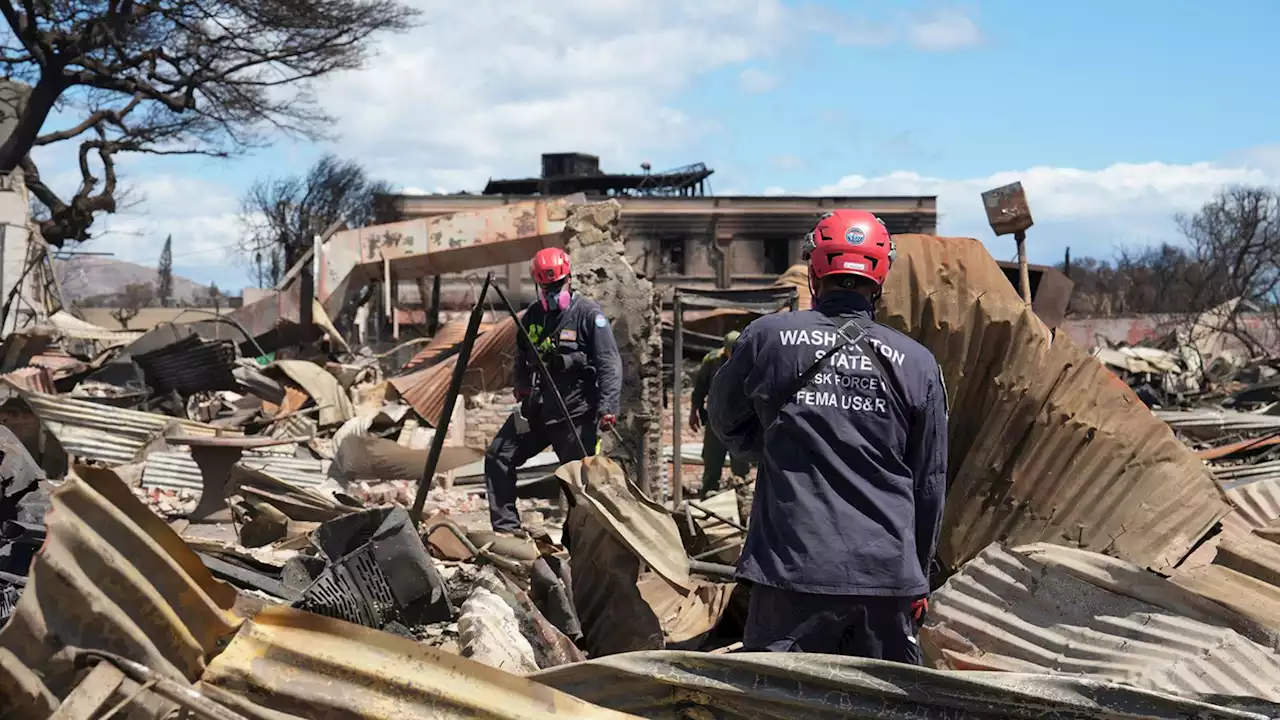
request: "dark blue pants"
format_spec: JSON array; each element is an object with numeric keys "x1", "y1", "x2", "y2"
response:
[
  {"x1": 484, "y1": 412, "x2": 598, "y2": 533},
  {"x1": 742, "y1": 584, "x2": 924, "y2": 664}
]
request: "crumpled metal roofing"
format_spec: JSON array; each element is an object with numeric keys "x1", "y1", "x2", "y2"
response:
[
  {"x1": 0, "y1": 366, "x2": 53, "y2": 394},
  {"x1": 271, "y1": 359, "x2": 356, "y2": 427},
  {"x1": 1157, "y1": 407, "x2": 1280, "y2": 441},
  {"x1": 391, "y1": 315, "x2": 520, "y2": 425},
  {"x1": 0, "y1": 465, "x2": 240, "y2": 717},
  {"x1": 402, "y1": 319, "x2": 495, "y2": 371},
  {"x1": 21, "y1": 391, "x2": 239, "y2": 465},
  {"x1": 196, "y1": 605, "x2": 633, "y2": 720},
  {"x1": 532, "y1": 650, "x2": 1280, "y2": 719},
  {"x1": 879, "y1": 235, "x2": 1229, "y2": 574},
  {"x1": 923, "y1": 542, "x2": 1280, "y2": 701},
  {"x1": 139, "y1": 450, "x2": 332, "y2": 493}
]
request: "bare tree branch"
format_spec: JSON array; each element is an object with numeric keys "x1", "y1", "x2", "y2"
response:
[
  {"x1": 0, "y1": 0, "x2": 418, "y2": 245},
  {"x1": 238, "y1": 153, "x2": 389, "y2": 287}
]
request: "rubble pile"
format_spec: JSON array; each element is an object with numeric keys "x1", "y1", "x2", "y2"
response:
[{"x1": 5, "y1": 203, "x2": 1280, "y2": 716}]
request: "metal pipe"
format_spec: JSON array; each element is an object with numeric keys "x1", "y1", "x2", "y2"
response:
[
  {"x1": 693, "y1": 540, "x2": 744, "y2": 561},
  {"x1": 489, "y1": 282, "x2": 587, "y2": 459},
  {"x1": 687, "y1": 499, "x2": 748, "y2": 533},
  {"x1": 411, "y1": 272, "x2": 492, "y2": 524},
  {"x1": 688, "y1": 559, "x2": 736, "y2": 580},
  {"x1": 74, "y1": 651, "x2": 248, "y2": 720},
  {"x1": 424, "y1": 519, "x2": 481, "y2": 556},
  {"x1": 672, "y1": 291, "x2": 684, "y2": 508}
]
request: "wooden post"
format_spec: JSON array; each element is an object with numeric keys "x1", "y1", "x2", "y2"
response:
[
  {"x1": 1015, "y1": 230, "x2": 1031, "y2": 303},
  {"x1": 672, "y1": 291, "x2": 684, "y2": 509}
]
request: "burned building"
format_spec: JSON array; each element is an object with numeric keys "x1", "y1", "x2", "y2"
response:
[{"x1": 377, "y1": 153, "x2": 938, "y2": 310}]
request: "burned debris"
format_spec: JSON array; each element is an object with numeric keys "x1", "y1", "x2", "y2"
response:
[{"x1": 3, "y1": 197, "x2": 1280, "y2": 719}]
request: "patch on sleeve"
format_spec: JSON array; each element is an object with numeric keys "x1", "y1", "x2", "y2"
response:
[
  {"x1": 594, "y1": 313, "x2": 608, "y2": 328},
  {"x1": 559, "y1": 329, "x2": 578, "y2": 342}
]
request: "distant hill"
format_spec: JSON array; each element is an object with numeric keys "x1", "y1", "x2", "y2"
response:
[{"x1": 55, "y1": 256, "x2": 211, "y2": 305}]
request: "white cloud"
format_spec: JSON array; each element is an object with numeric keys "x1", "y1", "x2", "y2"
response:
[
  {"x1": 80, "y1": 175, "x2": 247, "y2": 286},
  {"x1": 738, "y1": 67, "x2": 779, "y2": 94},
  {"x1": 814, "y1": 161, "x2": 1280, "y2": 262},
  {"x1": 771, "y1": 153, "x2": 806, "y2": 170},
  {"x1": 323, "y1": 0, "x2": 795, "y2": 189},
  {"x1": 906, "y1": 7, "x2": 984, "y2": 52}
]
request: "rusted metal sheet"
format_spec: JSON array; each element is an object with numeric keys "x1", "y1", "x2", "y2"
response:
[
  {"x1": 880, "y1": 235, "x2": 1229, "y2": 574},
  {"x1": 0, "y1": 366, "x2": 53, "y2": 394},
  {"x1": 22, "y1": 391, "x2": 237, "y2": 465},
  {"x1": 981, "y1": 181, "x2": 1034, "y2": 236},
  {"x1": 924, "y1": 543, "x2": 1280, "y2": 701},
  {"x1": 197, "y1": 605, "x2": 634, "y2": 720},
  {"x1": 402, "y1": 320, "x2": 494, "y2": 371},
  {"x1": 0, "y1": 466, "x2": 240, "y2": 717},
  {"x1": 533, "y1": 649, "x2": 1280, "y2": 718},
  {"x1": 390, "y1": 316, "x2": 519, "y2": 425}
]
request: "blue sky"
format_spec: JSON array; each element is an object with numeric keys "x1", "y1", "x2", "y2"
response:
[{"x1": 32, "y1": 0, "x2": 1280, "y2": 290}]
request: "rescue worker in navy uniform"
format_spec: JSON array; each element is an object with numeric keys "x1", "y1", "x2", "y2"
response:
[
  {"x1": 707, "y1": 209, "x2": 948, "y2": 663},
  {"x1": 484, "y1": 247, "x2": 623, "y2": 536},
  {"x1": 689, "y1": 330, "x2": 751, "y2": 497}
]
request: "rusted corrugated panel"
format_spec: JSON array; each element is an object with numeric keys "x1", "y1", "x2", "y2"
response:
[
  {"x1": 401, "y1": 320, "x2": 493, "y2": 371},
  {"x1": 391, "y1": 316, "x2": 519, "y2": 425},
  {"x1": 196, "y1": 605, "x2": 634, "y2": 720},
  {"x1": 0, "y1": 366, "x2": 53, "y2": 394},
  {"x1": 533, "y1": 650, "x2": 1280, "y2": 718},
  {"x1": 923, "y1": 543, "x2": 1280, "y2": 701},
  {"x1": 0, "y1": 466, "x2": 240, "y2": 717},
  {"x1": 22, "y1": 391, "x2": 237, "y2": 465},
  {"x1": 879, "y1": 235, "x2": 1229, "y2": 574}
]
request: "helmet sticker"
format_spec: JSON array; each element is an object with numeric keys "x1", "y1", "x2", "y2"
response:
[{"x1": 845, "y1": 225, "x2": 866, "y2": 245}]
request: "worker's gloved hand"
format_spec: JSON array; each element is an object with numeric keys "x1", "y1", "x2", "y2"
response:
[
  {"x1": 598, "y1": 414, "x2": 617, "y2": 432},
  {"x1": 514, "y1": 387, "x2": 531, "y2": 401},
  {"x1": 689, "y1": 410, "x2": 702, "y2": 433},
  {"x1": 911, "y1": 597, "x2": 929, "y2": 624}
]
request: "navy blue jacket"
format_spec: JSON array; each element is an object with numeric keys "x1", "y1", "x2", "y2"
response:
[
  {"x1": 514, "y1": 294, "x2": 622, "y2": 422},
  {"x1": 707, "y1": 291, "x2": 948, "y2": 597}
]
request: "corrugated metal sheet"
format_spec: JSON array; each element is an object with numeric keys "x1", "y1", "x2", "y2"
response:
[
  {"x1": 401, "y1": 320, "x2": 496, "y2": 371},
  {"x1": 1157, "y1": 407, "x2": 1280, "y2": 441},
  {"x1": 532, "y1": 650, "x2": 1280, "y2": 719},
  {"x1": 0, "y1": 366, "x2": 53, "y2": 393},
  {"x1": 1217, "y1": 463, "x2": 1280, "y2": 529},
  {"x1": 196, "y1": 605, "x2": 633, "y2": 720},
  {"x1": 139, "y1": 450, "x2": 331, "y2": 492},
  {"x1": 923, "y1": 543, "x2": 1280, "y2": 701},
  {"x1": 391, "y1": 316, "x2": 519, "y2": 425},
  {"x1": 0, "y1": 466, "x2": 240, "y2": 717},
  {"x1": 22, "y1": 391, "x2": 237, "y2": 465},
  {"x1": 879, "y1": 235, "x2": 1229, "y2": 574},
  {"x1": 133, "y1": 333, "x2": 239, "y2": 395}
]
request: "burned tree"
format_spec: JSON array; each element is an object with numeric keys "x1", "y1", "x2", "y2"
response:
[
  {"x1": 0, "y1": 0, "x2": 418, "y2": 246},
  {"x1": 239, "y1": 154, "x2": 389, "y2": 287},
  {"x1": 110, "y1": 281, "x2": 154, "y2": 328},
  {"x1": 1178, "y1": 185, "x2": 1280, "y2": 354},
  {"x1": 157, "y1": 234, "x2": 173, "y2": 304}
]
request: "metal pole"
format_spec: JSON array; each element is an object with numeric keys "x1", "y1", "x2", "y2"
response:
[
  {"x1": 411, "y1": 272, "x2": 493, "y2": 524},
  {"x1": 489, "y1": 282, "x2": 587, "y2": 459},
  {"x1": 672, "y1": 291, "x2": 684, "y2": 509},
  {"x1": 1015, "y1": 230, "x2": 1032, "y2": 303}
]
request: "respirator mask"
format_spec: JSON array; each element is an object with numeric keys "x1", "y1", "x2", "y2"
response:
[{"x1": 538, "y1": 278, "x2": 571, "y2": 312}]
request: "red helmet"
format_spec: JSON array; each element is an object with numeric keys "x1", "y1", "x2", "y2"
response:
[
  {"x1": 805, "y1": 210, "x2": 896, "y2": 286},
  {"x1": 530, "y1": 247, "x2": 571, "y2": 284}
]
